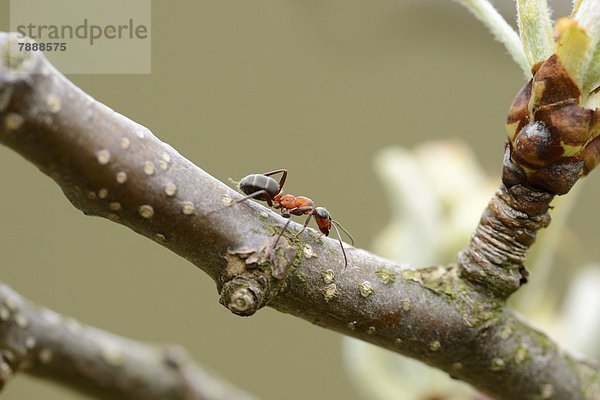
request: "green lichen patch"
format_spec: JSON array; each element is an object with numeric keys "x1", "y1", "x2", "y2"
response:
[
  {"x1": 323, "y1": 284, "x2": 338, "y2": 302},
  {"x1": 375, "y1": 267, "x2": 397, "y2": 285},
  {"x1": 400, "y1": 298, "x2": 412, "y2": 311},
  {"x1": 302, "y1": 244, "x2": 317, "y2": 259},
  {"x1": 295, "y1": 272, "x2": 307, "y2": 283},
  {"x1": 528, "y1": 327, "x2": 555, "y2": 356},
  {"x1": 266, "y1": 224, "x2": 287, "y2": 238},
  {"x1": 258, "y1": 211, "x2": 269, "y2": 221},
  {"x1": 490, "y1": 357, "x2": 506, "y2": 371},
  {"x1": 320, "y1": 269, "x2": 335, "y2": 284},
  {"x1": 401, "y1": 265, "x2": 504, "y2": 330},
  {"x1": 514, "y1": 344, "x2": 530, "y2": 364},
  {"x1": 358, "y1": 281, "x2": 374, "y2": 298},
  {"x1": 500, "y1": 325, "x2": 513, "y2": 340},
  {"x1": 406, "y1": 266, "x2": 456, "y2": 296},
  {"x1": 429, "y1": 340, "x2": 441, "y2": 352}
]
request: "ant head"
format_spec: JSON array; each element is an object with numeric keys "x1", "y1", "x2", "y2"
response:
[
  {"x1": 315, "y1": 207, "x2": 331, "y2": 220},
  {"x1": 314, "y1": 207, "x2": 332, "y2": 235}
]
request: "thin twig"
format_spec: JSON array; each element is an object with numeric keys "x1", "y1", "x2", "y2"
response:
[{"x1": 0, "y1": 284, "x2": 256, "y2": 400}]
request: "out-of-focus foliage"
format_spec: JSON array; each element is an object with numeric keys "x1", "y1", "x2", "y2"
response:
[
  {"x1": 343, "y1": 141, "x2": 495, "y2": 400},
  {"x1": 344, "y1": 140, "x2": 600, "y2": 399}
]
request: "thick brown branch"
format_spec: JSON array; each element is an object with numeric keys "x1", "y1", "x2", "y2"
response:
[
  {"x1": 1, "y1": 33, "x2": 599, "y2": 399},
  {"x1": 0, "y1": 284, "x2": 256, "y2": 400}
]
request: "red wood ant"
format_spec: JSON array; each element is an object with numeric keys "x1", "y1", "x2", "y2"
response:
[{"x1": 211, "y1": 169, "x2": 354, "y2": 268}]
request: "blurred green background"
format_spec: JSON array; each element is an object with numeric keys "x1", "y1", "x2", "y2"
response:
[{"x1": 0, "y1": 1, "x2": 597, "y2": 399}]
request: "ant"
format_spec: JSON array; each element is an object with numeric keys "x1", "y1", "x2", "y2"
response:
[{"x1": 211, "y1": 169, "x2": 354, "y2": 268}]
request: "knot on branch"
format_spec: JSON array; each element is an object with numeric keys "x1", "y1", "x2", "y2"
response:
[
  {"x1": 504, "y1": 54, "x2": 600, "y2": 195},
  {"x1": 220, "y1": 276, "x2": 266, "y2": 317},
  {"x1": 219, "y1": 237, "x2": 297, "y2": 316},
  {"x1": 0, "y1": 34, "x2": 44, "y2": 116},
  {"x1": 459, "y1": 184, "x2": 553, "y2": 299}
]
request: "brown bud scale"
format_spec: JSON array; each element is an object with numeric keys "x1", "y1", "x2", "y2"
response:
[{"x1": 504, "y1": 54, "x2": 600, "y2": 194}]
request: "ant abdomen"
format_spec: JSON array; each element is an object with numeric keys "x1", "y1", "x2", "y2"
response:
[{"x1": 239, "y1": 174, "x2": 280, "y2": 201}]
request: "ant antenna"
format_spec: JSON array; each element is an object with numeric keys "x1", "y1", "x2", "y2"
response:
[
  {"x1": 330, "y1": 222, "x2": 349, "y2": 269},
  {"x1": 331, "y1": 219, "x2": 355, "y2": 246}
]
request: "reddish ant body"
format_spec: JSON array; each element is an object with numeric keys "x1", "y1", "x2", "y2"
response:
[{"x1": 214, "y1": 169, "x2": 354, "y2": 267}]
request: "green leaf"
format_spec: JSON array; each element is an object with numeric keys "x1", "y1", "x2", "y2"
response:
[
  {"x1": 573, "y1": 0, "x2": 600, "y2": 94},
  {"x1": 583, "y1": 44, "x2": 600, "y2": 99},
  {"x1": 556, "y1": 19, "x2": 591, "y2": 87},
  {"x1": 517, "y1": 0, "x2": 555, "y2": 67}
]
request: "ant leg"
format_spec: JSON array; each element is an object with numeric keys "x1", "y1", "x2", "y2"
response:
[
  {"x1": 273, "y1": 214, "x2": 292, "y2": 249},
  {"x1": 207, "y1": 190, "x2": 269, "y2": 215},
  {"x1": 294, "y1": 213, "x2": 314, "y2": 239},
  {"x1": 275, "y1": 206, "x2": 315, "y2": 238},
  {"x1": 262, "y1": 169, "x2": 288, "y2": 193},
  {"x1": 330, "y1": 222, "x2": 349, "y2": 269}
]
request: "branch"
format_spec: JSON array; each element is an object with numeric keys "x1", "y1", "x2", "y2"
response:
[
  {"x1": 459, "y1": 184, "x2": 553, "y2": 298},
  {"x1": 1, "y1": 33, "x2": 599, "y2": 399},
  {"x1": 0, "y1": 284, "x2": 256, "y2": 400}
]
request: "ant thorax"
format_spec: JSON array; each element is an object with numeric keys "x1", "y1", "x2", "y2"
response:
[{"x1": 279, "y1": 195, "x2": 314, "y2": 211}]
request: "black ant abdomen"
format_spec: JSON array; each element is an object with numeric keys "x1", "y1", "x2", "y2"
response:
[{"x1": 239, "y1": 174, "x2": 281, "y2": 203}]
